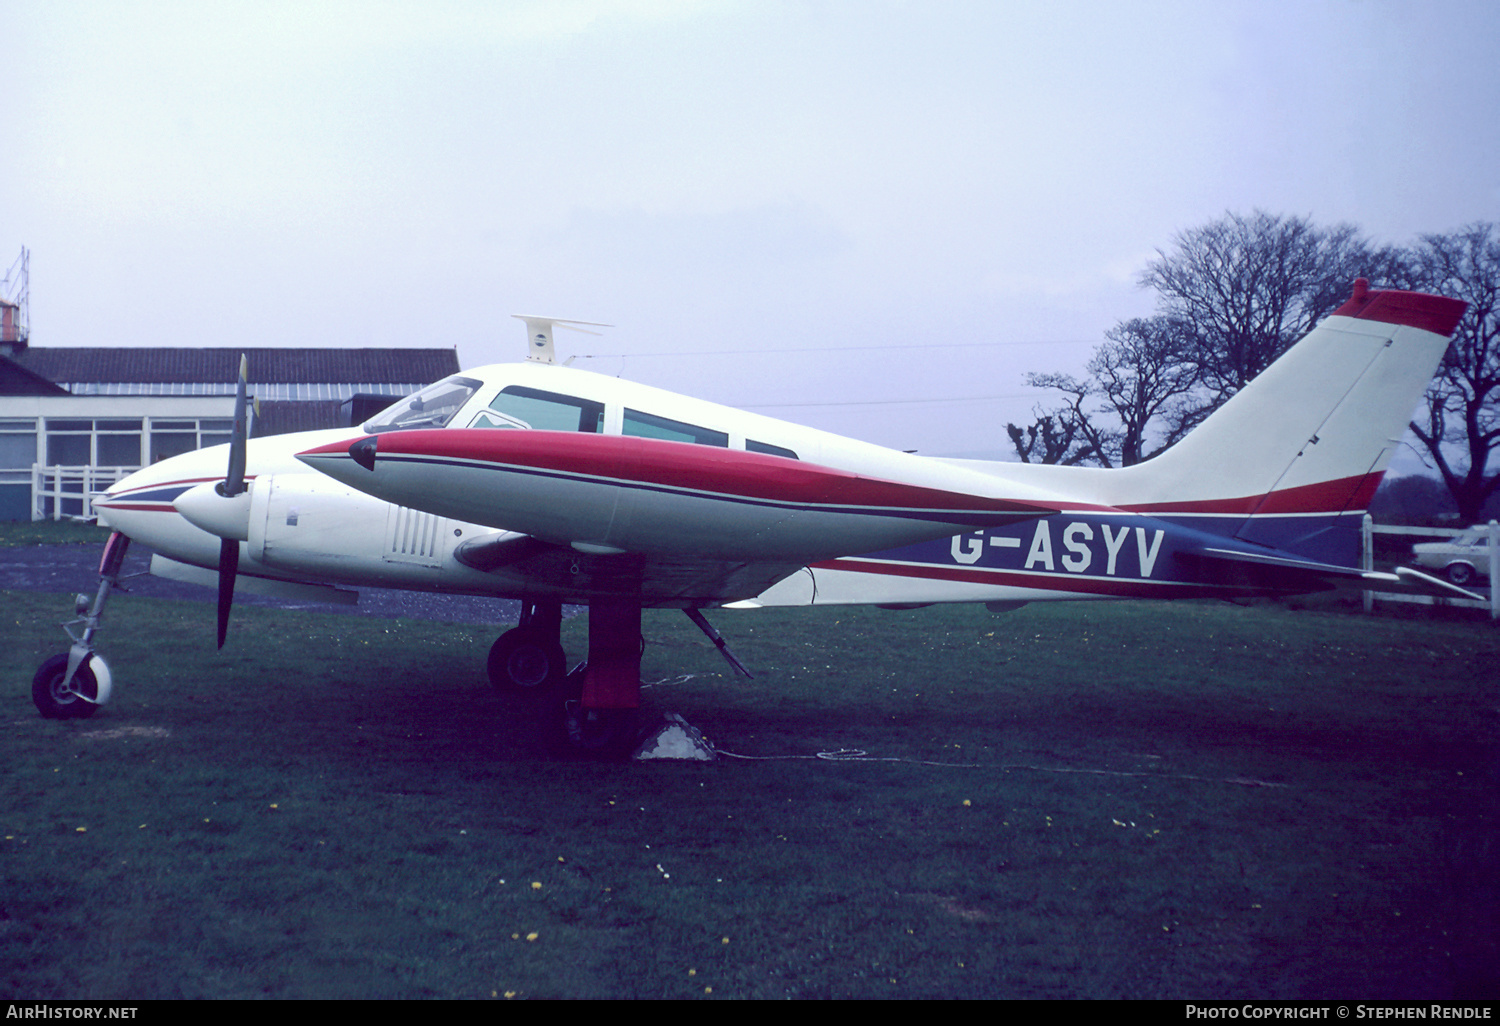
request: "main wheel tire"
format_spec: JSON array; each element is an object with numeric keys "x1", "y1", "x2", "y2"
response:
[
  {"x1": 32, "y1": 653, "x2": 100, "y2": 720},
  {"x1": 1447, "y1": 562, "x2": 1476, "y2": 586},
  {"x1": 487, "y1": 629, "x2": 567, "y2": 692}
]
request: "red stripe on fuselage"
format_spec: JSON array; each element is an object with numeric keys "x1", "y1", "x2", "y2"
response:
[
  {"x1": 101, "y1": 475, "x2": 255, "y2": 499},
  {"x1": 812, "y1": 558, "x2": 1236, "y2": 599},
  {"x1": 303, "y1": 434, "x2": 1382, "y2": 521},
  {"x1": 1117, "y1": 472, "x2": 1381, "y2": 517},
  {"x1": 332, "y1": 430, "x2": 1057, "y2": 517}
]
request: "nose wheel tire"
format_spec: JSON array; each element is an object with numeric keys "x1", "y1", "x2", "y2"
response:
[{"x1": 32, "y1": 653, "x2": 100, "y2": 720}]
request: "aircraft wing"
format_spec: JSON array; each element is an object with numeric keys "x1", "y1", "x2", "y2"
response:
[{"x1": 451, "y1": 528, "x2": 804, "y2": 605}]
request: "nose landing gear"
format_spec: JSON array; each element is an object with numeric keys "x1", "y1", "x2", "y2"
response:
[{"x1": 32, "y1": 531, "x2": 130, "y2": 720}]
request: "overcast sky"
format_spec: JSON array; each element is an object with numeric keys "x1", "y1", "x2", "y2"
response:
[{"x1": 4, "y1": 0, "x2": 1498, "y2": 457}]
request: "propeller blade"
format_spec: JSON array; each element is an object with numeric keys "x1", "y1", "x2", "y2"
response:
[
  {"x1": 216, "y1": 537, "x2": 238, "y2": 649},
  {"x1": 222, "y1": 354, "x2": 248, "y2": 498},
  {"x1": 214, "y1": 355, "x2": 248, "y2": 648}
]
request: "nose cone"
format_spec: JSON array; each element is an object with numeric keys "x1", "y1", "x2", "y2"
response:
[{"x1": 174, "y1": 480, "x2": 253, "y2": 541}]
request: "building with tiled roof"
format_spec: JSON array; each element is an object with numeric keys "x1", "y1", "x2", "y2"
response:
[
  {"x1": 0, "y1": 345, "x2": 460, "y2": 520},
  {"x1": 10, "y1": 347, "x2": 459, "y2": 394}
]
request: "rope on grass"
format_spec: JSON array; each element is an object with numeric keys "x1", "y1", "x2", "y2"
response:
[
  {"x1": 713, "y1": 746, "x2": 977, "y2": 768},
  {"x1": 711, "y1": 746, "x2": 1289, "y2": 788}
]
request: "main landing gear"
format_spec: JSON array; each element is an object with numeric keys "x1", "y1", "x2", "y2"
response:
[
  {"x1": 32, "y1": 531, "x2": 130, "y2": 720},
  {"x1": 485, "y1": 599, "x2": 756, "y2": 759},
  {"x1": 487, "y1": 601, "x2": 567, "y2": 692},
  {"x1": 488, "y1": 598, "x2": 643, "y2": 758}
]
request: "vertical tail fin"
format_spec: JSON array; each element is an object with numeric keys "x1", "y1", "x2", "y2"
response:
[{"x1": 1106, "y1": 281, "x2": 1466, "y2": 561}]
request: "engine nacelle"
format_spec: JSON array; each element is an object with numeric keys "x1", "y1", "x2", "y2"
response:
[{"x1": 247, "y1": 472, "x2": 477, "y2": 588}]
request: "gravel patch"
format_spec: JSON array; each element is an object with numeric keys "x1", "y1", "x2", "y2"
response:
[{"x1": 2, "y1": 544, "x2": 524, "y2": 627}]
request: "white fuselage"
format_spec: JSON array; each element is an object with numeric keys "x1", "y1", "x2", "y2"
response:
[{"x1": 96, "y1": 361, "x2": 1071, "y2": 607}]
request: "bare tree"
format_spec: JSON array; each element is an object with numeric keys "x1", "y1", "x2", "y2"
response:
[
  {"x1": 1010, "y1": 316, "x2": 1201, "y2": 468},
  {"x1": 1140, "y1": 210, "x2": 1408, "y2": 402},
  {"x1": 1407, "y1": 223, "x2": 1500, "y2": 523},
  {"x1": 1016, "y1": 373, "x2": 1116, "y2": 467},
  {"x1": 1004, "y1": 408, "x2": 1100, "y2": 466},
  {"x1": 1088, "y1": 315, "x2": 1202, "y2": 465}
]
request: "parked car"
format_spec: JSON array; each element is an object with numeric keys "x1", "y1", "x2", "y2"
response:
[{"x1": 1411, "y1": 525, "x2": 1496, "y2": 585}]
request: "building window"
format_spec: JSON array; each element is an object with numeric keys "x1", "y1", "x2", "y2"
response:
[
  {"x1": 0, "y1": 419, "x2": 38, "y2": 521},
  {"x1": 44, "y1": 419, "x2": 143, "y2": 467},
  {"x1": 0, "y1": 419, "x2": 39, "y2": 470},
  {"x1": 46, "y1": 420, "x2": 100, "y2": 466},
  {"x1": 40, "y1": 417, "x2": 234, "y2": 467},
  {"x1": 150, "y1": 419, "x2": 233, "y2": 463},
  {"x1": 96, "y1": 420, "x2": 144, "y2": 466}
]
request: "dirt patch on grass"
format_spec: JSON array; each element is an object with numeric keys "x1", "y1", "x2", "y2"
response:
[{"x1": 75, "y1": 725, "x2": 172, "y2": 741}]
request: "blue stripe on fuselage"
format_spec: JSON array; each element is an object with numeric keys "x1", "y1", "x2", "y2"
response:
[{"x1": 849, "y1": 511, "x2": 1362, "y2": 586}]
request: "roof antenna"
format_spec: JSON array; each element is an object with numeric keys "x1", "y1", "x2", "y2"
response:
[{"x1": 511, "y1": 316, "x2": 612, "y2": 364}]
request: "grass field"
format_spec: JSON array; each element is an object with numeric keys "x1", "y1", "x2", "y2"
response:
[
  {"x1": 0, "y1": 519, "x2": 111, "y2": 547},
  {"x1": 3, "y1": 523, "x2": 1499, "y2": 998}
]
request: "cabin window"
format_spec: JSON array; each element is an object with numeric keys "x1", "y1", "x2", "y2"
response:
[
  {"x1": 483, "y1": 386, "x2": 605, "y2": 432},
  {"x1": 623, "y1": 409, "x2": 729, "y2": 447},
  {"x1": 746, "y1": 439, "x2": 798, "y2": 460},
  {"x1": 364, "y1": 375, "x2": 483, "y2": 433}
]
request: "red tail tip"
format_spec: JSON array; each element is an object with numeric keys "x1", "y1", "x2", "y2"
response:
[{"x1": 1332, "y1": 280, "x2": 1466, "y2": 337}]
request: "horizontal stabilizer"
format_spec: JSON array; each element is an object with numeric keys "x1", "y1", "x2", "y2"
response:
[
  {"x1": 1390, "y1": 564, "x2": 1487, "y2": 601},
  {"x1": 1186, "y1": 547, "x2": 1484, "y2": 600}
]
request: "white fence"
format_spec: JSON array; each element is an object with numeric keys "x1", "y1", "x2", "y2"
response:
[
  {"x1": 1361, "y1": 516, "x2": 1499, "y2": 620},
  {"x1": 30, "y1": 464, "x2": 138, "y2": 521}
]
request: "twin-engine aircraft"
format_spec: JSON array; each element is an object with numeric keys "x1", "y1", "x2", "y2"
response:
[{"x1": 32, "y1": 283, "x2": 1473, "y2": 754}]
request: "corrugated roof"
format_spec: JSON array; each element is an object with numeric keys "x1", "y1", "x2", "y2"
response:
[{"x1": 13, "y1": 347, "x2": 461, "y2": 386}]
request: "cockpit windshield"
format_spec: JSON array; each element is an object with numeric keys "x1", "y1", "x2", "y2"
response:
[{"x1": 363, "y1": 375, "x2": 484, "y2": 433}]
